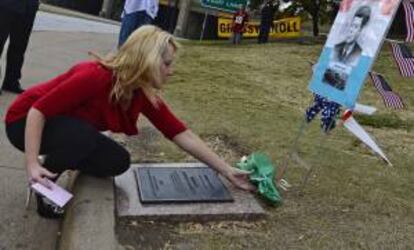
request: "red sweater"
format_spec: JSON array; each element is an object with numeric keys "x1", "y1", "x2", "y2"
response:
[
  {"x1": 232, "y1": 10, "x2": 249, "y2": 33},
  {"x1": 5, "y1": 61, "x2": 187, "y2": 139}
]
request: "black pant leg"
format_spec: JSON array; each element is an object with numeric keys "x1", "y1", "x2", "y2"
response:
[
  {"x1": 258, "y1": 20, "x2": 272, "y2": 43},
  {"x1": 258, "y1": 23, "x2": 265, "y2": 43},
  {"x1": 0, "y1": 9, "x2": 13, "y2": 62},
  {"x1": 6, "y1": 116, "x2": 100, "y2": 173},
  {"x1": 6, "y1": 116, "x2": 130, "y2": 177},
  {"x1": 3, "y1": 4, "x2": 38, "y2": 86},
  {"x1": 78, "y1": 133, "x2": 130, "y2": 177}
]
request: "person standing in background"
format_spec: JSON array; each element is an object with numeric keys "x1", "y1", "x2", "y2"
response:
[
  {"x1": 118, "y1": 0, "x2": 159, "y2": 47},
  {"x1": 258, "y1": 0, "x2": 278, "y2": 44},
  {"x1": 232, "y1": 4, "x2": 249, "y2": 45},
  {"x1": 0, "y1": 0, "x2": 39, "y2": 95}
]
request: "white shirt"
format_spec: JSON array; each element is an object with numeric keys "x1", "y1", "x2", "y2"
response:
[{"x1": 123, "y1": 0, "x2": 159, "y2": 19}]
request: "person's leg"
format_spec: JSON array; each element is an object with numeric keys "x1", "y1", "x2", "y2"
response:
[
  {"x1": 235, "y1": 33, "x2": 242, "y2": 44},
  {"x1": 2, "y1": 5, "x2": 38, "y2": 92},
  {"x1": 0, "y1": 9, "x2": 13, "y2": 95},
  {"x1": 262, "y1": 22, "x2": 271, "y2": 43},
  {"x1": 6, "y1": 116, "x2": 130, "y2": 218},
  {"x1": 118, "y1": 10, "x2": 152, "y2": 47},
  {"x1": 133, "y1": 11, "x2": 153, "y2": 31},
  {"x1": 6, "y1": 116, "x2": 130, "y2": 177},
  {"x1": 118, "y1": 12, "x2": 139, "y2": 47},
  {"x1": 77, "y1": 133, "x2": 130, "y2": 177},
  {"x1": 258, "y1": 23, "x2": 264, "y2": 43},
  {"x1": 141, "y1": 12, "x2": 153, "y2": 25},
  {"x1": 0, "y1": 9, "x2": 13, "y2": 60}
]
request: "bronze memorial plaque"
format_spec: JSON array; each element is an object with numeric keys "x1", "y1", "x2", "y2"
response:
[{"x1": 134, "y1": 167, "x2": 234, "y2": 203}]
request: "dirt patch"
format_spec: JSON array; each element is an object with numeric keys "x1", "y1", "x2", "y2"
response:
[
  {"x1": 117, "y1": 125, "x2": 254, "y2": 164},
  {"x1": 116, "y1": 220, "x2": 179, "y2": 250}
]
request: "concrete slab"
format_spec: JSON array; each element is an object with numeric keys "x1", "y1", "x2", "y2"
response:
[
  {"x1": 34, "y1": 11, "x2": 120, "y2": 34},
  {"x1": 115, "y1": 163, "x2": 266, "y2": 222},
  {"x1": 0, "y1": 28, "x2": 117, "y2": 249},
  {"x1": 0, "y1": 167, "x2": 77, "y2": 250},
  {"x1": 59, "y1": 174, "x2": 121, "y2": 250},
  {"x1": 0, "y1": 92, "x2": 25, "y2": 168}
]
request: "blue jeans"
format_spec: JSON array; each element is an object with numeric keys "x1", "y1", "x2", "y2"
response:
[
  {"x1": 118, "y1": 10, "x2": 153, "y2": 47},
  {"x1": 232, "y1": 32, "x2": 242, "y2": 44}
]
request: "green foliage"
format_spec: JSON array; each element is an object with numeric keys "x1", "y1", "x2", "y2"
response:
[
  {"x1": 248, "y1": 0, "x2": 265, "y2": 10},
  {"x1": 354, "y1": 113, "x2": 413, "y2": 131},
  {"x1": 111, "y1": 0, "x2": 125, "y2": 20},
  {"x1": 283, "y1": 0, "x2": 335, "y2": 17},
  {"x1": 281, "y1": 0, "x2": 339, "y2": 35}
]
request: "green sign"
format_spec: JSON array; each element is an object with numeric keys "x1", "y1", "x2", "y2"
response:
[{"x1": 200, "y1": 0, "x2": 248, "y2": 13}]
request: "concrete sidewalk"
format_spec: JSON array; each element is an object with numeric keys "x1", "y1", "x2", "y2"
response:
[
  {"x1": 0, "y1": 9, "x2": 120, "y2": 250},
  {"x1": 39, "y1": 3, "x2": 121, "y2": 26}
]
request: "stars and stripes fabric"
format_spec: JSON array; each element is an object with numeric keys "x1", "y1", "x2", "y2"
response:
[
  {"x1": 305, "y1": 94, "x2": 327, "y2": 123},
  {"x1": 320, "y1": 101, "x2": 341, "y2": 132},
  {"x1": 403, "y1": 0, "x2": 414, "y2": 42},
  {"x1": 305, "y1": 94, "x2": 341, "y2": 132},
  {"x1": 369, "y1": 72, "x2": 405, "y2": 109},
  {"x1": 390, "y1": 42, "x2": 414, "y2": 77}
]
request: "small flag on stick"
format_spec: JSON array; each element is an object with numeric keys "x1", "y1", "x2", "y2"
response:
[
  {"x1": 390, "y1": 42, "x2": 414, "y2": 77},
  {"x1": 369, "y1": 72, "x2": 405, "y2": 109},
  {"x1": 354, "y1": 103, "x2": 377, "y2": 115},
  {"x1": 341, "y1": 110, "x2": 392, "y2": 166},
  {"x1": 403, "y1": 0, "x2": 414, "y2": 42}
]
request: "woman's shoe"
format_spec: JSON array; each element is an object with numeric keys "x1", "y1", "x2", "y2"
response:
[{"x1": 35, "y1": 193, "x2": 64, "y2": 219}]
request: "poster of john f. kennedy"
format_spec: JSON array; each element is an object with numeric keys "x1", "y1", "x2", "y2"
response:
[{"x1": 308, "y1": 0, "x2": 401, "y2": 108}]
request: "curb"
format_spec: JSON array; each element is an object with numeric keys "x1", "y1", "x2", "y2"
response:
[
  {"x1": 57, "y1": 174, "x2": 121, "y2": 250},
  {"x1": 39, "y1": 3, "x2": 120, "y2": 26}
]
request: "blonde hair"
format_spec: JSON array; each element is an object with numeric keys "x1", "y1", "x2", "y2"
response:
[{"x1": 91, "y1": 25, "x2": 179, "y2": 108}]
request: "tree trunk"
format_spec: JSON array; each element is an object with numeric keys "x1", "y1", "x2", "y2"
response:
[
  {"x1": 312, "y1": 0, "x2": 320, "y2": 37},
  {"x1": 174, "y1": 0, "x2": 191, "y2": 37},
  {"x1": 100, "y1": 0, "x2": 114, "y2": 18},
  {"x1": 312, "y1": 14, "x2": 319, "y2": 36}
]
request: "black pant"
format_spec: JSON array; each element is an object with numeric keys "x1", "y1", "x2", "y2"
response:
[
  {"x1": 0, "y1": 5, "x2": 38, "y2": 87},
  {"x1": 258, "y1": 21, "x2": 272, "y2": 44},
  {"x1": 5, "y1": 116, "x2": 130, "y2": 177}
]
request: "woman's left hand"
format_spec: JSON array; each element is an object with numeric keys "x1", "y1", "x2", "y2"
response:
[{"x1": 223, "y1": 168, "x2": 256, "y2": 192}]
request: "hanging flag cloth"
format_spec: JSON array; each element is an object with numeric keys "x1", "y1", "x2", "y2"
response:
[
  {"x1": 236, "y1": 153, "x2": 282, "y2": 204},
  {"x1": 305, "y1": 94, "x2": 342, "y2": 133},
  {"x1": 369, "y1": 72, "x2": 406, "y2": 109},
  {"x1": 402, "y1": 0, "x2": 414, "y2": 42},
  {"x1": 390, "y1": 42, "x2": 414, "y2": 77}
]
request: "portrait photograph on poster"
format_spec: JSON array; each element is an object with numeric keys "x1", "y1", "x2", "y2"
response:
[{"x1": 308, "y1": 0, "x2": 401, "y2": 108}]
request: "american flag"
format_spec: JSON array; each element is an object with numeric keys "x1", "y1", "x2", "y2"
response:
[
  {"x1": 390, "y1": 42, "x2": 414, "y2": 77},
  {"x1": 369, "y1": 72, "x2": 405, "y2": 109},
  {"x1": 403, "y1": 0, "x2": 414, "y2": 42},
  {"x1": 305, "y1": 94, "x2": 341, "y2": 132}
]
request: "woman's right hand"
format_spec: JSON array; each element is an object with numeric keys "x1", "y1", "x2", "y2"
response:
[{"x1": 27, "y1": 162, "x2": 57, "y2": 189}]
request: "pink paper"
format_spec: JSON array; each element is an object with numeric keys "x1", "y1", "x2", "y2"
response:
[{"x1": 31, "y1": 181, "x2": 73, "y2": 207}]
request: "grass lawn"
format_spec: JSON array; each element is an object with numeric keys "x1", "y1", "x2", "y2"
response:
[{"x1": 117, "y1": 38, "x2": 414, "y2": 249}]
